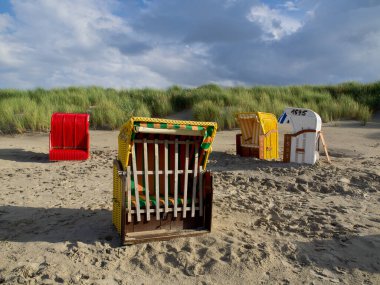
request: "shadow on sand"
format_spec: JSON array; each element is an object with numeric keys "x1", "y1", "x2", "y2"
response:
[
  {"x1": 0, "y1": 148, "x2": 49, "y2": 163},
  {"x1": 208, "y1": 151, "x2": 324, "y2": 172},
  {"x1": 0, "y1": 205, "x2": 120, "y2": 246},
  {"x1": 296, "y1": 235, "x2": 380, "y2": 274}
]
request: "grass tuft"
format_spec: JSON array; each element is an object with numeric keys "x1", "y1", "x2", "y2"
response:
[{"x1": 0, "y1": 82, "x2": 379, "y2": 134}]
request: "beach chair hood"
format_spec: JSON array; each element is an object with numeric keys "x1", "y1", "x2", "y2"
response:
[
  {"x1": 278, "y1": 107, "x2": 322, "y2": 133},
  {"x1": 118, "y1": 117, "x2": 217, "y2": 171}
]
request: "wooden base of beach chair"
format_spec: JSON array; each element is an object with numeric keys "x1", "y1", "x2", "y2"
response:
[
  {"x1": 283, "y1": 130, "x2": 331, "y2": 164},
  {"x1": 123, "y1": 229, "x2": 211, "y2": 245},
  {"x1": 236, "y1": 134, "x2": 260, "y2": 158},
  {"x1": 122, "y1": 210, "x2": 212, "y2": 245}
]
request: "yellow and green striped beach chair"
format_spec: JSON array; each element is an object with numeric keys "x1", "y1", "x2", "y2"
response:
[
  {"x1": 113, "y1": 117, "x2": 217, "y2": 245},
  {"x1": 235, "y1": 112, "x2": 279, "y2": 160}
]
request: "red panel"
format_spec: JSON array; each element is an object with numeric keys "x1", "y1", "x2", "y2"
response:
[
  {"x1": 49, "y1": 113, "x2": 90, "y2": 161},
  {"x1": 49, "y1": 149, "x2": 89, "y2": 160}
]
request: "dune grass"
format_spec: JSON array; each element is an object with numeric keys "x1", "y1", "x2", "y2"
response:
[{"x1": 0, "y1": 82, "x2": 378, "y2": 134}]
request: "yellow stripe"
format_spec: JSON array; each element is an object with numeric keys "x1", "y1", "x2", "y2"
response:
[{"x1": 133, "y1": 117, "x2": 217, "y2": 128}]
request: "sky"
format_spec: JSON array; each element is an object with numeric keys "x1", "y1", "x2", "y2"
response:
[{"x1": 0, "y1": 0, "x2": 379, "y2": 89}]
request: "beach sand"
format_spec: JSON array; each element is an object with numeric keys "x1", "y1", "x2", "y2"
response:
[{"x1": 0, "y1": 119, "x2": 379, "y2": 284}]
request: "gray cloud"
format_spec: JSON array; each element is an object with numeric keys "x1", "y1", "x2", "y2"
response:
[{"x1": 0, "y1": 0, "x2": 379, "y2": 88}]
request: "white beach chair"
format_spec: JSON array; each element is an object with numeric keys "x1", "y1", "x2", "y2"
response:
[{"x1": 278, "y1": 107, "x2": 330, "y2": 164}]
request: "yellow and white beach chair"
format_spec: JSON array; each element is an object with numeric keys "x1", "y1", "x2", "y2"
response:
[
  {"x1": 235, "y1": 112, "x2": 279, "y2": 160},
  {"x1": 113, "y1": 117, "x2": 217, "y2": 245},
  {"x1": 278, "y1": 107, "x2": 330, "y2": 164}
]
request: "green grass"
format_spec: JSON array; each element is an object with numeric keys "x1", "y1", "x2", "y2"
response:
[{"x1": 0, "y1": 82, "x2": 379, "y2": 134}]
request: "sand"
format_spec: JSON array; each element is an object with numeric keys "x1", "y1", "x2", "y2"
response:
[{"x1": 0, "y1": 119, "x2": 379, "y2": 285}]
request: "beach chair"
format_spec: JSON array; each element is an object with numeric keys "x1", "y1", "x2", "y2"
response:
[
  {"x1": 278, "y1": 107, "x2": 330, "y2": 164},
  {"x1": 49, "y1": 113, "x2": 90, "y2": 161},
  {"x1": 235, "y1": 112, "x2": 279, "y2": 160},
  {"x1": 113, "y1": 117, "x2": 217, "y2": 245}
]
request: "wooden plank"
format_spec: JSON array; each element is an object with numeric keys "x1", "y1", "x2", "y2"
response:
[
  {"x1": 283, "y1": 134, "x2": 292, "y2": 163},
  {"x1": 182, "y1": 141, "x2": 190, "y2": 218},
  {"x1": 131, "y1": 144, "x2": 141, "y2": 222},
  {"x1": 174, "y1": 139, "x2": 179, "y2": 217},
  {"x1": 319, "y1": 132, "x2": 331, "y2": 163},
  {"x1": 126, "y1": 166, "x2": 132, "y2": 223},
  {"x1": 154, "y1": 141, "x2": 160, "y2": 220},
  {"x1": 124, "y1": 229, "x2": 211, "y2": 245},
  {"x1": 143, "y1": 138, "x2": 151, "y2": 221},
  {"x1": 191, "y1": 143, "x2": 199, "y2": 217},
  {"x1": 164, "y1": 140, "x2": 169, "y2": 213},
  {"x1": 199, "y1": 166, "x2": 204, "y2": 216}
]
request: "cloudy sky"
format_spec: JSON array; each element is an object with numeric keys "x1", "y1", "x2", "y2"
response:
[{"x1": 0, "y1": 0, "x2": 379, "y2": 89}]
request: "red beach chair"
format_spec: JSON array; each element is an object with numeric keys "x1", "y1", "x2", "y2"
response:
[{"x1": 49, "y1": 113, "x2": 90, "y2": 161}]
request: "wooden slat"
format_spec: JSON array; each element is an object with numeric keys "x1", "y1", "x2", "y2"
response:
[
  {"x1": 254, "y1": 121, "x2": 259, "y2": 145},
  {"x1": 182, "y1": 141, "x2": 190, "y2": 218},
  {"x1": 126, "y1": 166, "x2": 132, "y2": 223},
  {"x1": 143, "y1": 139, "x2": 151, "y2": 221},
  {"x1": 131, "y1": 144, "x2": 141, "y2": 222},
  {"x1": 164, "y1": 140, "x2": 169, "y2": 213},
  {"x1": 174, "y1": 139, "x2": 178, "y2": 217},
  {"x1": 199, "y1": 166, "x2": 203, "y2": 216},
  {"x1": 154, "y1": 141, "x2": 160, "y2": 220},
  {"x1": 191, "y1": 143, "x2": 199, "y2": 217},
  {"x1": 124, "y1": 229, "x2": 210, "y2": 245}
]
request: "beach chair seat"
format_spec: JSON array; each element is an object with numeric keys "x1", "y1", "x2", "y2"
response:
[
  {"x1": 49, "y1": 113, "x2": 90, "y2": 161},
  {"x1": 113, "y1": 117, "x2": 217, "y2": 245},
  {"x1": 235, "y1": 112, "x2": 279, "y2": 160},
  {"x1": 278, "y1": 107, "x2": 330, "y2": 164}
]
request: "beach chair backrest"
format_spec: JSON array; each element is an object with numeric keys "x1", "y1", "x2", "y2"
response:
[
  {"x1": 50, "y1": 113, "x2": 89, "y2": 150},
  {"x1": 235, "y1": 113, "x2": 261, "y2": 145}
]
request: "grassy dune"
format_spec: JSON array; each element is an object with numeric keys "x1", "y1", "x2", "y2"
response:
[{"x1": 0, "y1": 82, "x2": 379, "y2": 133}]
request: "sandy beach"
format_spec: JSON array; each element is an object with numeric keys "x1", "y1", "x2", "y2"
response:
[{"x1": 0, "y1": 119, "x2": 379, "y2": 285}]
